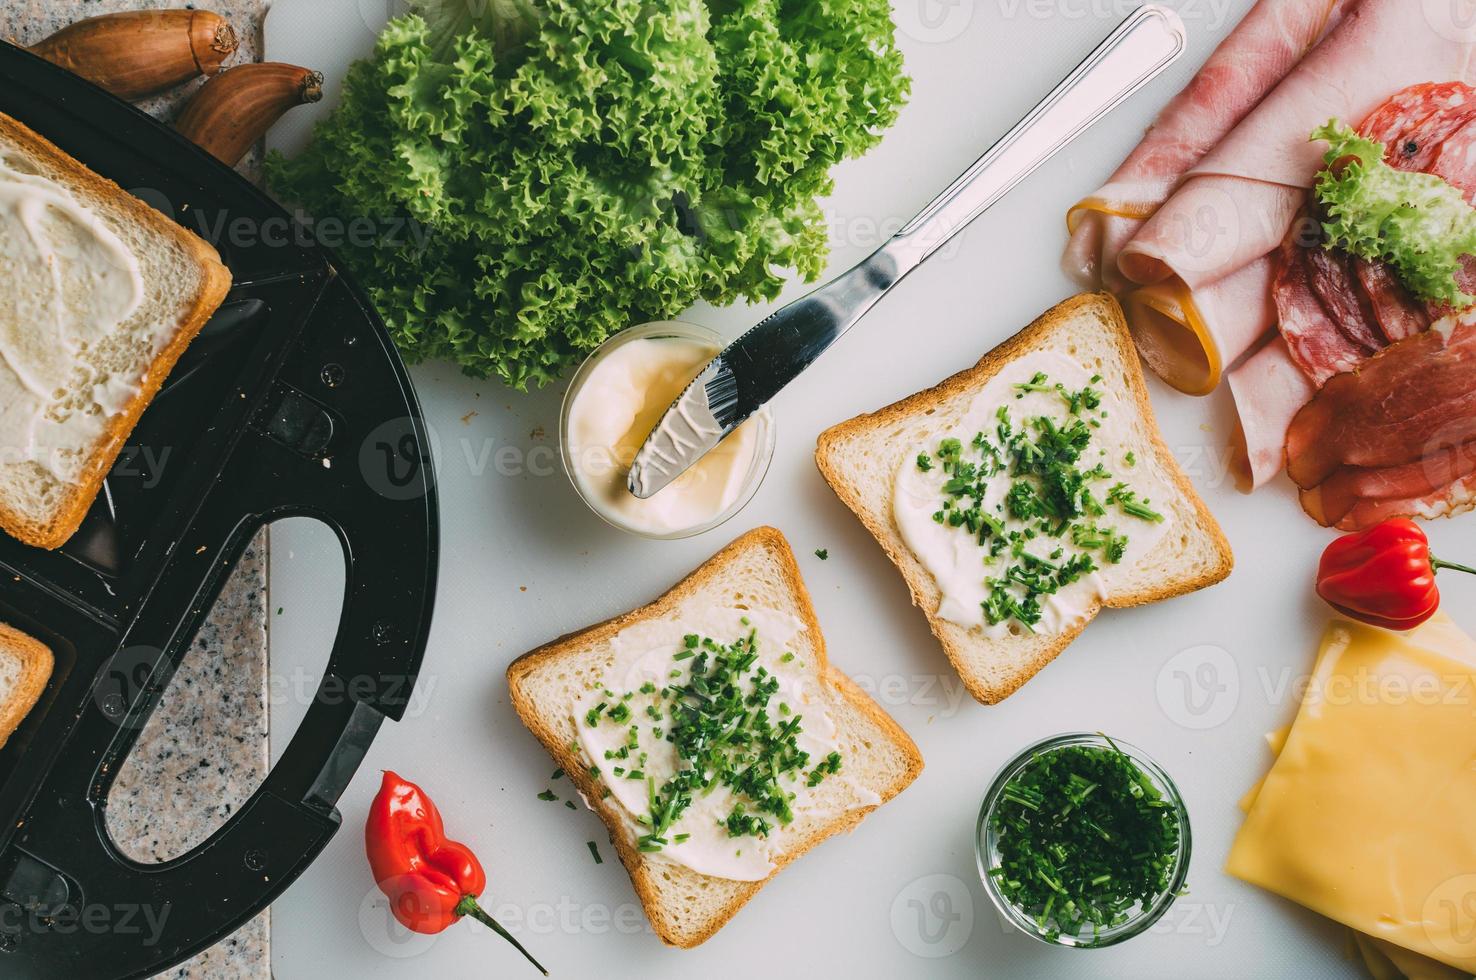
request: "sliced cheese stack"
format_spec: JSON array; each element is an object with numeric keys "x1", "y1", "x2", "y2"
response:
[{"x1": 1227, "y1": 614, "x2": 1476, "y2": 975}]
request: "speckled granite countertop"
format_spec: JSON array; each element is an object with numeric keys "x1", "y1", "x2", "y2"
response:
[{"x1": 2, "y1": 3, "x2": 272, "y2": 977}]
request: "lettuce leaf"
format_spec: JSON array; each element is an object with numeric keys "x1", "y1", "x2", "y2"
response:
[
  {"x1": 1312, "y1": 120, "x2": 1476, "y2": 308},
  {"x1": 267, "y1": 0, "x2": 908, "y2": 388}
]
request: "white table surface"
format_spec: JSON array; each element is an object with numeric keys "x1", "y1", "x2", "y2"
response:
[{"x1": 263, "y1": 1, "x2": 1476, "y2": 977}]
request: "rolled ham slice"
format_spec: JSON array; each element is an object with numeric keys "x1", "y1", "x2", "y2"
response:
[
  {"x1": 1064, "y1": 0, "x2": 1348, "y2": 295},
  {"x1": 1116, "y1": 0, "x2": 1476, "y2": 389},
  {"x1": 1227, "y1": 335, "x2": 1315, "y2": 490},
  {"x1": 1122, "y1": 254, "x2": 1276, "y2": 394}
]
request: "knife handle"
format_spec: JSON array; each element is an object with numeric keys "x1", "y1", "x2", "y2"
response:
[{"x1": 886, "y1": 4, "x2": 1185, "y2": 270}]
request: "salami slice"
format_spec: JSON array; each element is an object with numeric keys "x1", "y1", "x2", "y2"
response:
[
  {"x1": 1304, "y1": 246, "x2": 1384, "y2": 353},
  {"x1": 1351, "y1": 257, "x2": 1429, "y2": 342},
  {"x1": 1359, "y1": 81, "x2": 1476, "y2": 174},
  {"x1": 1275, "y1": 81, "x2": 1476, "y2": 383},
  {"x1": 1274, "y1": 233, "x2": 1369, "y2": 384},
  {"x1": 1431, "y1": 118, "x2": 1476, "y2": 201}
]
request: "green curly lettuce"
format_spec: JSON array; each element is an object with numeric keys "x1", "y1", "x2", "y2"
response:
[
  {"x1": 1312, "y1": 120, "x2": 1476, "y2": 308},
  {"x1": 267, "y1": 0, "x2": 908, "y2": 388}
]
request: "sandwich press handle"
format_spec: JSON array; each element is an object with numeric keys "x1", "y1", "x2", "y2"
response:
[{"x1": 0, "y1": 276, "x2": 439, "y2": 979}]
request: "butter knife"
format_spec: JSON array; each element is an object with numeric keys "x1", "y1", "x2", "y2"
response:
[{"x1": 627, "y1": 4, "x2": 1186, "y2": 499}]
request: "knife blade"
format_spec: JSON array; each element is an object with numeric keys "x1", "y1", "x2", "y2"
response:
[{"x1": 628, "y1": 4, "x2": 1186, "y2": 499}]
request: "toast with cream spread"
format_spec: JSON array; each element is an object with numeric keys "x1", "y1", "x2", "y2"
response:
[
  {"x1": 0, "y1": 623, "x2": 53, "y2": 750},
  {"x1": 507, "y1": 526, "x2": 923, "y2": 948},
  {"x1": 816, "y1": 293, "x2": 1232, "y2": 705},
  {"x1": 0, "y1": 111, "x2": 231, "y2": 550}
]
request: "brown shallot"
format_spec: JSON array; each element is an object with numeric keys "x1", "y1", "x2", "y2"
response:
[
  {"x1": 29, "y1": 10, "x2": 236, "y2": 100},
  {"x1": 174, "y1": 63, "x2": 323, "y2": 167}
]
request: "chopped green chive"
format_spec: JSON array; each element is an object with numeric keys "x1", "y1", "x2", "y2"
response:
[{"x1": 988, "y1": 742, "x2": 1181, "y2": 941}]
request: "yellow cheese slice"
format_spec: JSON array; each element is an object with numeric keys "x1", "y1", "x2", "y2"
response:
[
  {"x1": 1364, "y1": 934, "x2": 1472, "y2": 980},
  {"x1": 1226, "y1": 613, "x2": 1476, "y2": 974}
]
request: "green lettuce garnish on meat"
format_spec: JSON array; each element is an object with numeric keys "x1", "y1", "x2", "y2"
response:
[
  {"x1": 1312, "y1": 121, "x2": 1476, "y2": 308},
  {"x1": 266, "y1": 0, "x2": 909, "y2": 388}
]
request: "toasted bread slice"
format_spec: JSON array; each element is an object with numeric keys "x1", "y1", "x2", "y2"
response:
[
  {"x1": 815, "y1": 293, "x2": 1232, "y2": 705},
  {"x1": 0, "y1": 111, "x2": 232, "y2": 550},
  {"x1": 0, "y1": 624, "x2": 53, "y2": 750},
  {"x1": 507, "y1": 526, "x2": 923, "y2": 948}
]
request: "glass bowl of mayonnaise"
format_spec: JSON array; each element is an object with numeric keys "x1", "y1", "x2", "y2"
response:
[{"x1": 559, "y1": 321, "x2": 775, "y2": 539}]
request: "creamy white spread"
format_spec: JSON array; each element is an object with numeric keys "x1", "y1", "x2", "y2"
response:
[
  {"x1": 565, "y1": 331, "x2": 761, "y2": 535},
  {"x1": 893, "y1": 352, "x2": 1173, "y2": 635},
  {"x1": 573, "y1": 606, "x2": 878, "y2": 881},
  {"x1": 0, "y1": 152, "x2": 146, "y2": 485}
]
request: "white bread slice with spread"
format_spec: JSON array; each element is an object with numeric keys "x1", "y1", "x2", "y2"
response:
[
  {"x1": 0, "y1": 111, "x2": 232, "y2": 550},
  {"x1": 816, "y1": 293, "x2": 1232, "y2": 705},
  {"x1": 0, "y1": 623, "x2": 53, "y2": 749},
  {"x1": 507, "y1": 526, "x2": 923, "y2": 948}
]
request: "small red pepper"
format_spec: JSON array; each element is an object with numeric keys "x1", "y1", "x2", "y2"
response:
[
  {"x1": 1315, "y1": 518, "x2": 1476, "y2": 631},
  {"x1": 366, "y1": 771, "x2": 547, "y2": 975}
]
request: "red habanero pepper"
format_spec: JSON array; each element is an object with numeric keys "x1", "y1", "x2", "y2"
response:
[
  {"x1": 366, "y1": 771, "x2": 547, "y2": 975},
  {"x1": 1315, "y1": 519, "x2": 1476, "y2": 631}
]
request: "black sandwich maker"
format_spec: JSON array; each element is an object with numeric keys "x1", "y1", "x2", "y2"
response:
[{"x1": 0, "y1": 43, "x2": 439, "y2": 978}]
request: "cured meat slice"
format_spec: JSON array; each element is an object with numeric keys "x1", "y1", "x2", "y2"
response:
[
  {"x1": 1286, "y1": 318, "x2": 1476, "y2": 493},
  {"x1": 1273, "y1": 233, "x2": 1369, "y2": 383},
  {"x1": 1361, "y1": 82, "x2": 1476, "y2": 175},
  {"x1": 1273, "y1": 81, "x2": 1476, "y2": 382},
  {"x1": 1351, "y1": 257, "x2": 1429, "y2": 342},
  {"x1": 1062, "y1": 0, "x2": 1352, "y2": 292},
  {"x1": 1304, "y1": 245, "x2": 1383, "y2": 353},
  {"x1": 1228, "y1": 335, "x2": 1316, "y2": 490},
  {"x1": 1304, "y1": 442, "x2": 1476, "y2": 527},
  {"x1": 1431, "y1": 119, "x2": 1476, "y2": 200},
  {"x1": 1322, "y1": 478, "x2": 1476, "y2": 531}
]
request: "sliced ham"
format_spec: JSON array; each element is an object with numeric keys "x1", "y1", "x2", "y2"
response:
[
  {"x1": 1121, "y1": 255, "x2": 1276, "y2": 395},
  {"x1": 1063, "y1": 0, "x2": 1351, "y2": 293},
  {"x1": 1111, "y1": 0, "x2": 1476, "y2": 389},
  {"x1": 1227, "y1": 335, "x2": 1315, "y2": 490}
]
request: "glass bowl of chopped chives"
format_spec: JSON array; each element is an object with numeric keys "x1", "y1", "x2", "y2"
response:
[{"x1": 976, "y1": 732, "x2": 1191, "y2": 948}]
